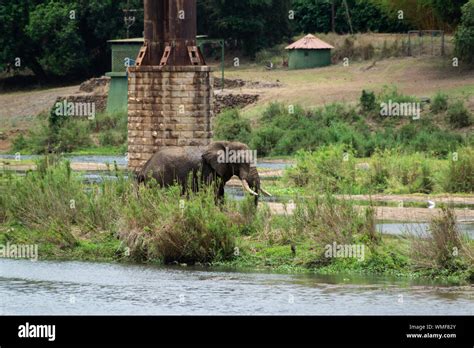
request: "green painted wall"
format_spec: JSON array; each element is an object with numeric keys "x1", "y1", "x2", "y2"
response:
[
  {"x1": 111, "y1": 43, "x2": 143, "y2": 72},
  {"x1": 288, "y1": 49, "x2": 332, "y2": 70},
  {"x1": 106, "y1": 72, "x2": 128, "y2": 114}
]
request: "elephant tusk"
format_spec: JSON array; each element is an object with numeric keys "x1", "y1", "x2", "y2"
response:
[
  {"x1": 261, "y1": 187, "x2": 272, "y2": 197},
  {"x1": 242, "y1": 180, "x2": 258, "y2": 196}
]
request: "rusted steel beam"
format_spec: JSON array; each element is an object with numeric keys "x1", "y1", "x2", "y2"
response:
[{"x1": 141, "y1": 0, "x2": 203, "y2": 66}]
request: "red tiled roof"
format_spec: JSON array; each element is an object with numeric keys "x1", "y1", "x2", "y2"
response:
[{"x1": 285, "y1": 34, "x2": 334, "y2": 50}]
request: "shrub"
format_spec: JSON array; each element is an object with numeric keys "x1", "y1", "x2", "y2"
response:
[
  {"x1": 285, "y1": 145, "x2": 358, "y2": 193},
  {"x1": 442, "y1": 147, "x2": 474, "y2": 193},
  {"x1": 365, "y1": 150, "x2": 435, "y2": 194},
  {"x1": 292, "y1": 194, "x2": 378, "y2": 264},
  {"x1": 431, "y1": 92, "x2": 449, "y2": 114},
  {"x1": 11, "y1": 111, "x2": 127, "y2": 154},
  {"x1": 118, "y1": 186, "x2": 239, "y2": 264},
  {"x1": 89, "y1": 112, "x2": 127, "y2": 133},
  {"x1": 3, "y1": 160, "x2": 80, "y2": 246},
  {"x1": 56, "y1": 120, "x2": 93, "y2": 152},
  {"x1": 99, "y1": 130, "x2": 127, "y2": 147},
  {"x1": 214, "y1": 109, "x2": 252, "y2": 144},
  {"x1": 360, "y1": 90, "x2": 377, "y2": 113},
  {"x1": 447, "y1": 100, "x2": 472, "y2": 128},
  {"x1": 411, "y1": 207, "x2": 473, "y2": 277},
  {"x1": 248, "y1": 100, "x2": 467, "y2": 159},
  {"x1": 377, "y1": 85, "x2": 418, "y2": 104}
]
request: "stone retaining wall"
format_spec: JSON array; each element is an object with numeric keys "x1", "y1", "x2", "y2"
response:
[{"x1": 127, "y1": 66, "x2": 214, "y2": 172}]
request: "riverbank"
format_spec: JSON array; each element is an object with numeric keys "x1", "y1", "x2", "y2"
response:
[
  {"x1": 1, "y1": 160, "x2": 473, "y2": 285},
  {"x1": 1, "y1": 222, "x2": 472, "y2": 285}
]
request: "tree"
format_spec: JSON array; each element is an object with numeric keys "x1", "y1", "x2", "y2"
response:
[
  {"x1": 455, "y1": 0, "x2": 474, "y2": 65},
  {"x1": 292, "y1": 0, "x2": 408, "y2": 34},
  {"x1": 0, "y1": 0, "x2": 143, "y2": 79},
  {"x1": 198, "y1": 0, "x2": 292, "y2": 55},
  {"x1": 27, "y1": 1, "x2": 87, "y2": 77},
  {"x1": 431, "y1": 0, "x2": 469, "y2": 28}
]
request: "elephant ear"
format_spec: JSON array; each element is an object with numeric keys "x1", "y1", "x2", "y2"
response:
[{"x1": 202, "y1": 142, "x2": 228, "y2": 177}]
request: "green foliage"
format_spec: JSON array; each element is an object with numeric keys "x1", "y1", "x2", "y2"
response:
[
  {"x1": 377, "y1": 84, "x2": 418, "y2": 104},
  {"x1": 119, "y1": 186, "x2": 239, "y2": 264},
  {"x1": 455, "y1": 0, "x2": 474, "y2": 65},
  {"x1": 442, "y1": 147, "x2": 474, "y2": 193},
  {"x1": 363, "y1": 149, "x2": 436, "y2": 194},
  {"x1": 243, "y1": 96, "x2": 465, "y2": 158},
  {"x1": 411, "y1": 207, "x2": 473, "y2": 279},
  {"x1": 0, "y1": 0, "x2": 143, "y2": 78},
  {"x1": 431, "y1": 0, "x2": 469, "y2": 26},
  {"x1": 12, "y1": 111, "x2": 127, "y2": 154},
  {"x1": 285, "y1": 145, "x2": 358, "y2": 193},
  {"x1": 26, "y1": 1, "x2": 87, "y2": 77},
  {"x1": 292, "y1": 0, "x2": 408, "y2": 34},
  {"x1": 213, "y1": 109, "x2": 252, "y2": 144},
  {"x1": 431, "y1": 92, "x2": 449, "y2": 114},
  {"x1": 285, "y1": 145, "x2": 474, "y2": 194},
  {"x1": 447, "y1": 100, "x2": 472, "y2": 128},
  {"x1": 198, "y1": 0, "x2": 291, "y2": 55},
  {"x1": 360, "y1": 90, "x2": 377, "y2": 113}
]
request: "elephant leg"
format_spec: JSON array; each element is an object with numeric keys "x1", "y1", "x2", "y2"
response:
[{"x1": 215, "y1": 182, "x2": 225, "y2": 205}]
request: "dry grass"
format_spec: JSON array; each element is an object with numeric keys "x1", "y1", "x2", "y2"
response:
[
  {"x1": 293, "y1": 194, "x2": 378, "y2": 246},
  {"x1": 411, "y1": 207, "x2": 474, "y2": 270}
]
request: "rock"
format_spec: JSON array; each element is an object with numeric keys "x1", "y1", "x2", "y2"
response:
[
  {"x1": 214, "y1": 94, "x2": 259, "y2": 114},
  {"x1": 79, "y1": 77, "x2": 110, "y2": 94},
  {"x1": 213, "y1": 78, "x2": 282, "y2": 90}
]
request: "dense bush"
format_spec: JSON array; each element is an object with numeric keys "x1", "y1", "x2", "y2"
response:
[
  {"x1": 119, "y1": 185, "x2": 240, "y2": 263},
  {"x1": 285, "y1": 145, "x2": 358, "y2": 193},
  {"x1": 431, "y1": 92, "x2": 449, "y2": 114},
  {"x1": 213, "y1": 109, "x2": 252, "y2": 144},
  {"x1": 241, "y1": 97, "x2": 466, "y2": 158},
  {"x1": 443, "y1": 147, "x2": 474, "y2": 193},
  {"x1": 12, "y1": 111, "x2": 128, "y2": 154},
  {"x1": 364, "y1": 150, "x2": 436, "y2": 194},
  {"x1": 292, "y1": 0, "x2": 408, "y2": 34},
  {"x1": 2, "y1": 159, "x2": 263, "y2": 264},
  {"x1": 360, "y1": 90, "x2": 377, "y2": 113},
  {"x1": 411, "y1": 207, "x2": 473, "y2": 279},
  {"x1": 447, "y1": 100, "x2": 472, "y2": 128},
  {"x1": 0, "y1": 0, "x2": 144, "y2": 79},
  {"x1": 454, "y1": 0, "x2": 474, "y2": 65},
  {"x1": 285, "y1": 145, "x2": 474, "y2": 194},
  {"x1": 292, "y1": 194, "x2": 378, "y2": 262}
]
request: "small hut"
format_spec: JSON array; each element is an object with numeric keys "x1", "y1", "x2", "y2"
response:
[{"x1": 285, "y1": 34, "x2": 334, "y2": 70}]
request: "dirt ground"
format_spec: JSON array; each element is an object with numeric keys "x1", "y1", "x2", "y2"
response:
[
  {"x1": 222, "y1": 56, "x2": 474, "y2": 112},
  {"x1": 1, "y1": 56, "x2": 473, "y2": 153},
  {"x1": 0, "y1": 85, "x2": 80, "y2": 151}
]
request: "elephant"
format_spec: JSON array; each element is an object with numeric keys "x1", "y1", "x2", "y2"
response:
[{"x1": 137, "y1": 141, "x2": 271, "y2": 204}]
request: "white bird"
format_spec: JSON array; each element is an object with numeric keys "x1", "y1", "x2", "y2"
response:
[{"x1": 428, "y1": 200, "x2": 436, "y2": 209}]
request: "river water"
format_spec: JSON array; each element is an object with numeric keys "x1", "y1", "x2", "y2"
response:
[
  {"x1": 0, "y1": 259, "x2": 472, "y2": 315},
  {"x1": 1, "y1": 155, "x2": 473, "y2": 315}
]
